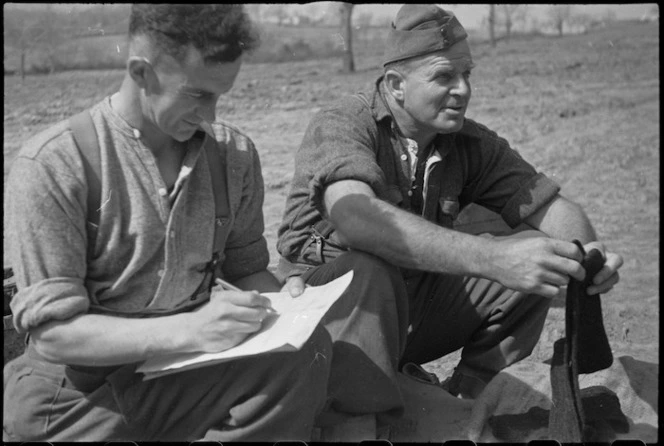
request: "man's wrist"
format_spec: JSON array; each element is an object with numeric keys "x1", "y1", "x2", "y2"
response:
[{"x1": 470, "y1": 236, "x2": 500, "y2": 280}]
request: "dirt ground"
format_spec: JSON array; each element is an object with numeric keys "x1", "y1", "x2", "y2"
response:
[{"x1": 4, "y1": 21, "x2": 659, "y2": 377}]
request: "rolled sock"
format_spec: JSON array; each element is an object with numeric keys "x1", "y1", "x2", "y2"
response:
[
  {"x1": 571, "y1": 243, "x2": 613, "y2": 373},
  {"x1": 549, "y1": 241, "x2": 615, "y2": 442}
]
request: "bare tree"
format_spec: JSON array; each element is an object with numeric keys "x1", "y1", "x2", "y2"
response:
[
  {"x1": 499, "y1": 5, "x2": 528, "y2": 42},
  {"x1": 4, "y1": 4, "x2": 66, "y2": 80},
  {"x1": 245, "y1": 4, "x2": 263, "y2": 23},
  {"x1": 339, "y1": 2, "x2": 355, "y2": 73},
  {"x1": 488, "y1": 4, "x2": 497, "y2": 47},
  {"x1": 266, "y1": 4, "x2": 290, "y2": 26},
  {"x1": 548, "y1": 5, "x2": 573, "y2": 37},
  {"x1": 570, "y1": 13, "x2": 592, "y2": 33}
]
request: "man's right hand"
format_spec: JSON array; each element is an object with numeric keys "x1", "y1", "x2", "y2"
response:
[
  {"x1": 189, "y1": 287, "x2": 273, "y2": 352},
  {"x1": 487, "y1": 237, "x2": 586, "y2": 298}
]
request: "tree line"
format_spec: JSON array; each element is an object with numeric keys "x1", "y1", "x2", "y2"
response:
[{"x1": 4, "y1": 3, "x2": 635, "y2": 79}]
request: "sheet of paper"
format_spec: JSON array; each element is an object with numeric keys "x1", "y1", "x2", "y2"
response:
[{"x1": 138, "y1": 270, "x2": 353, "y2": 379}]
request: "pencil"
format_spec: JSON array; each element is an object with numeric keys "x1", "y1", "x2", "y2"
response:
[{"x1": 214, "y1": 278, "x2": 278, "y2": 314}]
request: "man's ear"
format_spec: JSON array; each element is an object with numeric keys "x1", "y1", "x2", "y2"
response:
[
  {"x1": 127, "y1": 56, "x2": 154, "y2": 90},
  {"x1": 384, "y1": 68, "x2": 406, "y2": 102}
]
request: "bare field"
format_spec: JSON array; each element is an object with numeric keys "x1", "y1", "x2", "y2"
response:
[{"x1": 3, "y1": 22, "x2": 659, "y2": 375}]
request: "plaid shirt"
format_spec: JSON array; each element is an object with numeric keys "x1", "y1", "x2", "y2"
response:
[{"x1": 277, "y1": 76, "x2": 561, "y2": 262}]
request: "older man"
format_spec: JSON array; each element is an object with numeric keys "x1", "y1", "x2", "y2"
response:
[
  {"x1": 277, "y1": 3, "x2": 623, "y2": 403},
  {"x1": 3, "y1": 4, "x2": 405, "y2": 442}
]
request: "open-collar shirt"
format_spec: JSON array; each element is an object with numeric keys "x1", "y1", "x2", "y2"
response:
[{"x1": 277, "y1": 76, "x2": 561, "y2": 262}]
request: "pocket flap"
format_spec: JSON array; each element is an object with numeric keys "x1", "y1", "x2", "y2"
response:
[{"x1": 439, "y1": 197, "x2": 460, "y2": 220}]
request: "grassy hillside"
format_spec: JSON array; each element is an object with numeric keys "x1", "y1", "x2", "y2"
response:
[{"x1": 3, "y1": 20, "x2": 391, "y2": 74}]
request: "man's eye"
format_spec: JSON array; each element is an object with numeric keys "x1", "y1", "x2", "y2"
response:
[{"x1": 186, "y1": 91, "x2": 211, "y2": 100}]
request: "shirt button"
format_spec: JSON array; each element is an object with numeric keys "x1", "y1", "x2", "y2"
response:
[
  {"x1": 400, "y1": 154, "x2": 408, "y2": 161},
  {"x1": 407, "y1": 190, "x2": 413, "y2": 197},
  {"x1": 157, "y1": 269, "x2": 165, "y2": 277},
  {"x1": 170, "y1": 230, "x2": 175, "y2": 238},
  {"x1": 158, "y1": 188, "x2": 168, "y2": 197}
]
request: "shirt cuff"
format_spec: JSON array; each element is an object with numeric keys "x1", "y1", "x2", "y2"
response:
[
  {"x1": 501, "y1": 173, "x2": 561, "y2": 228},
  {"x1": 10, "y1": 277, "x2": 90, "y2": 334},
  {"x1": 307, "y1": 156, "x2": 385, "y2": 215}
]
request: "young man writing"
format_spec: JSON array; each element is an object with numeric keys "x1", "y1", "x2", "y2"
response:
[{"x1": 3, "y1": 4, "x2": 404, "y2": 441}]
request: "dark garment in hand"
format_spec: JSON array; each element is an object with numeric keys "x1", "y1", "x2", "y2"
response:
[
  {"x1": 549, "y1": 242, "x2": 619, "y2": 442},
  {"x1": 489, "y1": 242, "x2": 627, "y2": 443},
  {"x1": 570, "y1": 243, "x2": 614, "y2": 373}
]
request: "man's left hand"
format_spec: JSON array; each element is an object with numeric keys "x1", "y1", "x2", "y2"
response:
[
  {"x1": 281, "y1": 276, "x2": 306, "y2": 297},
  {"x1": 583, "y1": 241, "x2": 623, "y2": 295}
]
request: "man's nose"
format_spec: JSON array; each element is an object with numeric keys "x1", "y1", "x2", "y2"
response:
[
  {"x1": 197, "y1": 98, "x2": 217, "y2": 123},
  {"x1": 452, "y1": 75, "x2": 471, "y2": 97}
]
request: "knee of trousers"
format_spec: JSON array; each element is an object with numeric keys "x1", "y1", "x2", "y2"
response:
[
  {"x1": 259, "y1": 325, "x2": 332, "y2": 406},
  {"x1": 329, "y1": 251, "x2": 407, "y2": 309},
  {"x1": 291, "y1": 325, "x2": 333, "y2": 375},
  {"x1": 336, "y1": 250, "x2": 403, "y2": 285},
  {"x1": 529, "y1": 291, "x2": 553, "y2": 318},
  {"x1": 322, "y1": 251, "x2": 409, "y2": 351}
]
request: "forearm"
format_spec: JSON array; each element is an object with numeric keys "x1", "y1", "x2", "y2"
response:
[
  {"x1": 525, "y1": 195, "x2": 597, "y2": 244},
  {"x1": 328, "y1": 192, "x2": 494, "y2": 277},
  {"x1": 30, "y1": 311, "x2": 197, "y2": 367}
]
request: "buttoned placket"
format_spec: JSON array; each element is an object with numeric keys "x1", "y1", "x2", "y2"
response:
[
  {"x1": 405, "y1": 138, "x2": 419, "y2": 198},
  {"x1": 390, "y1": 122, "x2": 416, "y2": 206},
  {"x1": 154, "y1": 142, "x2": 202, "y2": 290}
]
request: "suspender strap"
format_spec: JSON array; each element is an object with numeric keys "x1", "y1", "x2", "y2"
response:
[
  {"x1": 69, "y1": 110, "x2": 102, "y2": 258},
  {"x1": 197, "y1": 123, "x2": 227, "y2": 290},
  {"x1": 199, "y1": 123, "x2": 226, "y2": 257}
]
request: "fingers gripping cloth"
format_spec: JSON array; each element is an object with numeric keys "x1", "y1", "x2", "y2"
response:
[
  {"x1": 568, "y1": 241, "x2": 614, "y2": 374},
  {"x1": 548, "y1": 240, "x2": 621, "y2": 442},
  {"x1": 489, "y1": 240, "x2": 628, "y2": 442}
]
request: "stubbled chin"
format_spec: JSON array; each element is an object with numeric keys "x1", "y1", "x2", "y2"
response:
[{"x1": 439, "y1": 118, "x2": 464, "y2": 133}]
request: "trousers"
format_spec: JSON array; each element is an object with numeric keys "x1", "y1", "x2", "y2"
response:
[
  {"x1": 3, "y1": 326, "x2": 332, "y2": 441},
  {"x1": 298, "y1": 229, "x2": 551, "y2": 393},
  {"x1": 3, "y1": 256, "x2": 409, "y2": 441},
  {"x1": 304, "y1": 251, "x2": 409, "y2": 426}
]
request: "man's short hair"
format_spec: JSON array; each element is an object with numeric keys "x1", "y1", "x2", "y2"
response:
[
  {"x1": 384, "y1": 56, "x2": 422, "y2": 77},
  {"x1": 129, "y1": 4, "x2": 260, "y2": 64}
]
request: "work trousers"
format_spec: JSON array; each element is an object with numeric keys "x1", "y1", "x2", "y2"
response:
[
  {"x1": 305, "y1": 251, "x2": 409, "y2": 426},
  {"x1": 3, "y1": 258, "x2": 408, "y2": 442},
  {"x1": 3, "y1": 327, "x2": 332, "y2": 442},
  {"x1": 302, "y1": 229, "x2": 551, "y2": 393}
]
